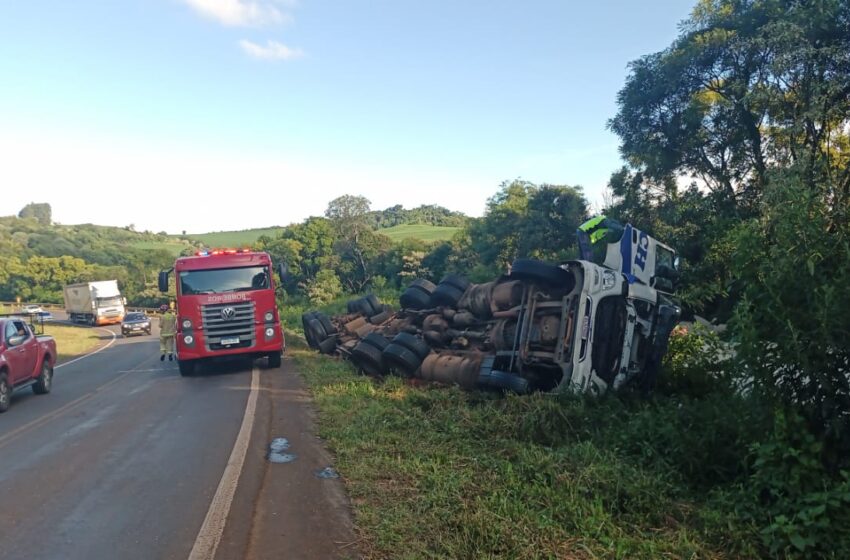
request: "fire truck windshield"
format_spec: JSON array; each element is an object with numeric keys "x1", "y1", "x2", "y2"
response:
[{"x1": 179, "y1": 266, "x2": 270, "y2": 295}]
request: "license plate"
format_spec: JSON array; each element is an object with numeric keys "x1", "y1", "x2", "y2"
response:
[
  {"x1": 221, "y1": 337, "x2": 240, "y2": 346},
  {"x1": 132, "y1": 326, "x2": 142, "y2": 330}
]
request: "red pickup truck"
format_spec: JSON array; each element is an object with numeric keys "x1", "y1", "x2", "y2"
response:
[{"x1": 0, "y1": 318, "x2": 57, "y2": 413}]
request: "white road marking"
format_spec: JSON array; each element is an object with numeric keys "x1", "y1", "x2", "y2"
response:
[
  {"x1": 188, "y1": 368, "x2": 260, "y2": 560},
  {"x1": 55, "y1": 327, "x2": 117, "y2": 369}
]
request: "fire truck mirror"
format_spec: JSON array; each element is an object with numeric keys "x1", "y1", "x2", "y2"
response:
[{"x1": 158, "y1": 270, "x2": 169, "y2": 293}]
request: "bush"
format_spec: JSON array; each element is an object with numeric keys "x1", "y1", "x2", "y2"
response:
[
  {"x1": 304, "y1": 269, "x2": 343, "y2": 306},
  {"x1": 740, "y1": 411, "x2": 850, "y2": 558}
]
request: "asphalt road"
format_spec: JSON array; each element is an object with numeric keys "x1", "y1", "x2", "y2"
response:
[{"x1": 0, "y1": 321, "x2": 358, "y2": 560}]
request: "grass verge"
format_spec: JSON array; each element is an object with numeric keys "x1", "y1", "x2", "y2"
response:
[
  {"x1": 43, "y1": 324, "x2": 104, "y2": 363},
  {"x1": 290, "y1": 338, "x2": 759, "y2": 559}
]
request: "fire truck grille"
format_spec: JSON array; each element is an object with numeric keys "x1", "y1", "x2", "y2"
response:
[{"x1": 201, "y1": 301, "x2": 256, "y2": 351}]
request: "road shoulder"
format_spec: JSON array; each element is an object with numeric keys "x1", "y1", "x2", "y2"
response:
[{"x1": 218, "y1": 358, "x2": 360, "y2": 560}]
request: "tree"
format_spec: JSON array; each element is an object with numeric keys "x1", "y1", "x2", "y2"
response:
[
  {"x1": 325, "y1": 195, "x2": 386, "y2": 292},
  {"x1": 18, "y1": 203, "x2": 52, "y2": 225},
  {"x1": 610, "y1": 0, "x2": 850, "y2": 212},
  {"x1": 468, "y1": 180, "x2": 588, "y2": 272}
]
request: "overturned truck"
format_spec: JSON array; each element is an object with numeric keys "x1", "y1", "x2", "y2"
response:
[{"x1": 303, "y1": 218, "x2": 681, "y2": 395}]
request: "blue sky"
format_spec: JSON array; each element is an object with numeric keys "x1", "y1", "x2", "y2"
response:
[{"x1": 0, "y1": 0, "x2": 694, "y2": 233}]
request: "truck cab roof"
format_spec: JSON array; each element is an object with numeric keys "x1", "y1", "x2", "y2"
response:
[{"x1": 175, "y1": 251, "x2": 271, "y2": 271}]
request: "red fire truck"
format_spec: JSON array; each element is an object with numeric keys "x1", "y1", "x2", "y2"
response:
[{"x1": 158, "y1": 249, "x2": 286, "y2": 376}]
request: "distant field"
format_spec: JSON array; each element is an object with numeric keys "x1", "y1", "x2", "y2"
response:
[
  {"x1": 184, "y1": 227, "x2": 284, "y2": 247},
  {"x1": 130, "y1": 240, "x2": 188, "y2": 256},
  {"x1": 380, "y1": 224, "x2": 460, "y2": 242},
  {"x1": 182, "y1": 224, "x2": 460, "y2": 246}
]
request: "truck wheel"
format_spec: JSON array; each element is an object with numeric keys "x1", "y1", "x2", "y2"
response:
[
  {"x1": 510, "y1": 259, "x2": 575, "y2": 290},
  {"x1": 313, "y1": 312, "x2": 337, "y2": 336},
  {"x1": 391, "y1": 332, "x2": 431, "y2": 361},
  {"x1": 430, "y1": 283, "x2": 465, "y2": 308},
  {"x1": 360, "y1": 332, "x2": 390, "y2": 352},
  {"x1": 408, "y1": 278, "x2": 437, "y2": 295},
  {"x1": 439, "y1": 274, "x2": 470, "y2": 293},
  {"x1": 303, "y1": 315, "x2": 328, "y2": 350},
  {"x1": 400, "y1": 287, "x2": 432, "y2": 310},
  {"x1": 0, "y1": 373, "x2": 10, "y2": 413},
  {"x1": 318, "y1": 336, "x2": 338, "y2": 355},
  {"x1": 267, "y1": 352, "x2": 282, "y2": 369},
  {"x1": 350, "y1": 341, "x2": 386, "y2": 376},
  {"x1": 364, "y1": 294, "x2": 382, "y2": 316},
  {"x1": 178, "y1": 360, "x2": 195, "y2": 377},
  {"x1": 382, "y1": 344, "x2": 422, "y2": 377},
  {"x1": 32, "y1": 361, "x2": 53, "y2": 395}
]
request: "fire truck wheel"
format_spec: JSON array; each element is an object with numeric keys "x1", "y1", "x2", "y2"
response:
[
  {"x1": 510, "y1": 258, "x2": 575, "y2": 290},
  {"x1": 360, "y1": 332, "x2": 390, "y2": 352},
  {"x1": 439, "y1": 274, "x2": 470, "y2": 293},
  {"x1": 430, "y1": 283, "x2": 465, "y2": 308},
  {"x1": 267, "y1": 352, "x2": 282, "y2": 369},
  {"x1": 391, "y1": 332, "x2": 431, "y2": 361},
  {"x1": 178, "y1": 360, "x2": 195, "y2": 377},
  {"x1": 400, "y1": 287, "x2": 432, "y2": 310},
  {"x1": 350, "y1": 341, "x2": 385, "y2": 376},
  {"x1": 318, "y1": 336, "x2": 338, "y2": 355},
  {"x1": 382, "y1": 344, "x2": 422, "y2": 376}
]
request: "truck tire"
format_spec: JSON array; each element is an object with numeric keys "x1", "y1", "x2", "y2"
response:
[
  {"x1": 510, "y1": 259, "x2": 574, "y2": 290},
  {"x1": 178, "y1": 360, "x2": 195, "y2": 377},
  {"x1": 364, "y1": 294, "x2": 382, "y2": 316},
  {"x1": 439, "y1": 274, "x2": 470, "y2": 293},
  {"x1": 0, "y1": 372, "x2": 10, "y2": 413},
  {"x1": 408, "y1": 279, "x2": 436, "y2": 295},
  {"x1": 391, "y1": 332, "x2": 431, "y2": 361},
  {"x1": 303, "y1": 316, "x2": 328, "y2": 350},
  {"x1": 313, "y1": 312, "x2": 337, "y2": 335},
  {"x1": 350, "y1": 341, "x2": 386, "y2": 376},
  {"x1": 477, "y1": 369, "x2": 530, "y2": 394},
  {"x1": 360, "y1": 332, "x2": 390, "y2": 352},
  {"x1": 267, "y1": 352, "x2": 282, "y2": 369},
  {"x1": 430, "y1": 283, "x2": 465, "y2": 308},
  {"x1": 400, "y1": 287, "x2": 432, "y2": 310},
  {"x1": 382, "y1": 344, "x2": 422, "y2": 376},
  {"x1": 32, "y1": 361, "x2": 53, "y2": 395},
  {"x1": 318, "y1": 336, "x2": 338, "y2": 355}
]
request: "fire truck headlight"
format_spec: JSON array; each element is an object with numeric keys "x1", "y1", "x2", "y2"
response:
[
  {"x1": 184, "y1": 335, "x2": 194, "y2": 345},
  {"x1": 182, "y1": 319, "x2": 192, "y2": 329},
  {"x1": 265, "y1": 327, "x2": 275, "y2": 338},
  {"x1": 264, "y1": 311, "x2": 274, "y2": 322}
]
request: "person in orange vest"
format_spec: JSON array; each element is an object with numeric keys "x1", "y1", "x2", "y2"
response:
[{"x1": 158, "y1": 304, "x2": 177, "y2": 361}]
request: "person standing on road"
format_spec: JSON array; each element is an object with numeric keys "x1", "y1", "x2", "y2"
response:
[{"x1": 158, "y1": 304, "x2": 177, "y2": 361}]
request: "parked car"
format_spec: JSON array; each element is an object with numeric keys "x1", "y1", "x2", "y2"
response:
[
  {"x1": 0, "y1": 318, "x2": 57, "y2": 413},
  {"x1": 36, "y1": 311, "x2": 54, "y2": 322},
  {"x1": 121, "y1": 312, "x2": 152, "y2": 337},
  {"x1": 22, "y1": 304, "x2": 44, "y2": 315}
]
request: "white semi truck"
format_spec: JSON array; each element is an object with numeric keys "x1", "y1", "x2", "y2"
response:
[
  {"x1": 63, "y1": 280, "x2": 126, "y2": 326},
  {"x1": 306, "y1": 216, "x2": 682, "y2": 395}
]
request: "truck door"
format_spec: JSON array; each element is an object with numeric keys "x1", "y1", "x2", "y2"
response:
[{"x1": 4, "y1": 321, "x2": 38, "y2": 384}]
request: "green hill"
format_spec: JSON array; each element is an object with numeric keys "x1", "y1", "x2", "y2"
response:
[
  {"x1": 381, "y1": 224, "x2": 460, "y2": 242},
  {"x1": 183, "y1": 227, "x2": 285, "y2": 247},
  {"x1": 186, "y1": 224, "x2": 460, "y2": 246}
]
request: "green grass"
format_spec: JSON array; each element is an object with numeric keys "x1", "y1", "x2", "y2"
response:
[
  {"x1": 291, "y1": 341, "x2": 759, "y2": 559},
  {"x1": 183, "y1": 227, "x2": 284, "y2": 247},
  {"x1": 43, "y1": 324, "x2": 104, "y2": 363},
  {"x1": 380, "y1": 224, "x2": 460, "y2": 242},
  {"x1": 129, "y1": 240, "x2": 190, "y2": 256}
]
